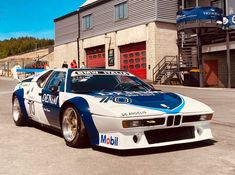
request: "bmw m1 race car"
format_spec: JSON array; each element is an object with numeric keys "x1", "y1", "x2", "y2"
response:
[{"x1": 12, "y1": 69, "x2": 214, "y2": 150}]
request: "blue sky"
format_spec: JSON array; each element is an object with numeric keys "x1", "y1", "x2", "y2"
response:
[{"x1": 0, "y1": 0, "x2": 86, "y2": 41}]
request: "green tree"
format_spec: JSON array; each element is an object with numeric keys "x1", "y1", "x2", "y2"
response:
[{"x1": 0, "y1": 37, "x2": 54, "y2": 59}]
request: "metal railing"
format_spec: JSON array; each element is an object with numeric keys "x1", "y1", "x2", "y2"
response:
[{"x1": 152, "y1": 56, "x2": 177, "y2": 82}]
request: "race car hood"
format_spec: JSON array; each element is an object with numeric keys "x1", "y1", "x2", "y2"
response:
[{"x1": 80, "y1": 91, "x2": 213, "y2": 118}]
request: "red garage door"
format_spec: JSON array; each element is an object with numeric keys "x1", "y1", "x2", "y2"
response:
[
  {"x1": 86, "y1": 46, "x2": 105, "y2": 68},
  {"x1": 120, "y1": 42, "x2": 146, "y2": 79}
]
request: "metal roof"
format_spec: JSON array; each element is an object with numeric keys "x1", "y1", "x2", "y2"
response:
[{"x1": 81, "y1": 0, "x2": 99, "y2": 7}]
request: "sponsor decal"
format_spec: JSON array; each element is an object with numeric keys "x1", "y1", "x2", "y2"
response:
[
  {"x1": 42, "y1": 94, "x2": 59, "y2": 105},
  {"x1": 160, "y1": 104, "x2": 170, "y2": 109},
  {"x1": 113, "y1": 97, "x2": 132, "y2": 104},
  {"x1": 100, "y1": 135, "x2": 118, "y2": 146},
  {"x1": 71, "y1": 70, "x2": 131, "y2": 76},
  {"x1": 100, "y1": 96, "x2": 131, "y2": 104},
  {"x1": 121, "y1": 111, "x2": 147, "y2": 117}
]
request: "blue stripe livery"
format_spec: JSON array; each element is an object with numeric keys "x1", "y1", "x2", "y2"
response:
[
  {"x1": 14, "y1": 88, "x2": 29, "y2": 120},
  {"x1": 66, "y1": 97, "x2": 99, "y2": 145}
]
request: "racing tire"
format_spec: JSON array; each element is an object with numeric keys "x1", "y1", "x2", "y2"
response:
[
  {"x1": 61, "y1": 105, "x2": 89, "y2": 148},
  {"x1": 12, "y1": 96, "x2": 27, "y2": 126}
]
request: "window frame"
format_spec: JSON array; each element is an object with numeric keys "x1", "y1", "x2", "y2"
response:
[
  {"x1": 83, "y1": 14, "x2": 93, "y2": 30},
  {"x1": 114, "y1": 1, "x2": 128, "y2": 21}
]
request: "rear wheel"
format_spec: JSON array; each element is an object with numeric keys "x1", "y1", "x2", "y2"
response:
[
  {"x1": 12, "y1": 96, "x2": 26, "y2": 126},
  {"x1": 61, "y1": 106, "x2": 89, "y2": 148}
]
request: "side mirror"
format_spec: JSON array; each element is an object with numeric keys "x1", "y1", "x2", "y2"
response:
[{"x1": 49, "y1": 85, "x2": 58, "y2": 94}]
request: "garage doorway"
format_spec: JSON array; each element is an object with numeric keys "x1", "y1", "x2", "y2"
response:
[
  {"x1": 86, "y1": 45, "x2": 105, "y2": 68},
  {"x1": 120, "y1": 42, "x2": 146, "y2": 79},
  {"x1": 204, "y1": 60, "x2": 218, "y2": 87}
]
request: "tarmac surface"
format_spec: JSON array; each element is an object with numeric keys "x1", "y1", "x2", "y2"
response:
[{"x1": 0, "y1": 77, "x2": 234, "y2": 175}]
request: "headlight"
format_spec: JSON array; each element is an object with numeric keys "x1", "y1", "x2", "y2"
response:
[
  {"x1": 122, "y1": 118, "x2": 165, "y2": 128},
  {"x1": 122, "y1": 120, "x2": 142, "y2": 128},
  {"x1": 200, "y1": 114, "x2": 213, "y2": 121}
]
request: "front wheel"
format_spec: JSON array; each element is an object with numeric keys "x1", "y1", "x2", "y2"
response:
[
  {"x1": 61, "y1": 106, "x2": 89, "y2": 148},
  {"x1": 12, "y1": 96, "x2": 27, "y2": 126}
]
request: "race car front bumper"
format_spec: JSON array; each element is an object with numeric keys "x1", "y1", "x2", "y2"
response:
[{"x1": 92, "y1": 114, "x2": 213, "y2": 150}]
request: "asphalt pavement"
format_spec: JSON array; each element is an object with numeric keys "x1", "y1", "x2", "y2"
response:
[{"x1": 0, "y1": 77, "x2": 234, "y2": 175}]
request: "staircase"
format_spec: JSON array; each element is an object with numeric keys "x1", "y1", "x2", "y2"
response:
[
  {"x1": 152, "y1": 33, "x2": 200, "y2": 85},
  {"x1": 177, "y1": 33, "x2": 198, "y2": 69},
  {"x1": 152, "y1": 56, "x2": 183, "y2": 85}
]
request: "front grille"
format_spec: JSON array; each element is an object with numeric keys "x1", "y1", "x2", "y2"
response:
[
  {"x1": 167, "y1": 116, "x2": 174, "y2": 126},
  {"x1": 167, "y1": 115, "x2": 182, "y2": 126},
  {"x1": 144, "y1": 127, "x2": 195, "y2": 144},
  {"x1": 174, "y1": 115, "x2": 181, "y2": 126}
]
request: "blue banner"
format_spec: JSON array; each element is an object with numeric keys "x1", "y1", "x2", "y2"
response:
[
  {"x1": 177, "y1": 7, "x2": 223, "y2": 24},
  {"x1": 223, "y1": 14, "x2": 235, "y2": 28}
]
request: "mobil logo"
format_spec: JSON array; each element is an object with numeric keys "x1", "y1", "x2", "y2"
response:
[{"x1": 100, "y1": 135, "x2": 118, "y2": 146}]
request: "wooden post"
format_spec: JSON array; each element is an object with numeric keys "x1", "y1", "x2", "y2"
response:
[{"x1": 7, "y1": 62, "x2": 9, "y2": 77}]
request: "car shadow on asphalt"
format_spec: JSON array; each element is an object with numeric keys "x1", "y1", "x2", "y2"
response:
[
  {"x1": 28, "y1": 121, "x2": 63, "y2": 138},
  {"x1": 92, "y1": 140, "x2": 217, "y2": 157},
  {"x1": 27, "y1": 121, "x2": 91, "y2": 149}
]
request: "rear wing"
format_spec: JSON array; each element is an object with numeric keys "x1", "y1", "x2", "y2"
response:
[{"x1": 14, "y1": 69, "x2": 45, "y2": 82}]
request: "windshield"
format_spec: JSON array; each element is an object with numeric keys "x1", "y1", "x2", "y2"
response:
[{"x1": 69, "y1": 70, "x2": 154, "y2": 93}]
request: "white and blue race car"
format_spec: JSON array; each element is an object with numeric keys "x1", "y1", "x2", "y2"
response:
[{"x1": 12, "y1": 69, "x2": 214, "y2": 150}]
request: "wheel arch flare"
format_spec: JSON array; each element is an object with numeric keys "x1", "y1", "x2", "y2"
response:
[{"x1": 61, "y1": 97, "x2": 100, "y2": 145}]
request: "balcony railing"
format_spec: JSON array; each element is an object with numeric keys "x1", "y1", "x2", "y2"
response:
[{"x1": 176, "y1": 7, "x2": 223, "y2": 30}]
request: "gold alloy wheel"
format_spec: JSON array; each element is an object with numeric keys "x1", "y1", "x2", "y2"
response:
[{"x1": 62, "y1": 107, "x2": 78, "y2": 142}]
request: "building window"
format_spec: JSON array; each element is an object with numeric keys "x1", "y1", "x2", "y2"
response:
[
  {"x1": 211, "y1": 0, "x2": 225, "y2": 14},
  {"x1": 227, "y1": 0, "x2": 235, "y2": 15},
  {"x1": 185, "y1": 0, "x2": 196, "y2": 8},
  {"x1": 115, "y1": 1, "x2": 128, "y2": 20},
  {"x1": 83, "y1": 14, "x2": 92, "y2": 30}
]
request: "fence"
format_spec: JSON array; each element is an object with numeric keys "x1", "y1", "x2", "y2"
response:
[
  {"x1": 0, "y1": 46, "x2": 53, "y2": 77},
  {"x1": 0, "y1": 58, "x2": 40, "y2": 77}
]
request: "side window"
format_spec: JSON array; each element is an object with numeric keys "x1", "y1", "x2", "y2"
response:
[
  {"x1": 37, "y1": 70, "x2": 53, "y2": 88},
  {"x1": 45, "y1": 72, "x2": 66, "y2": 92}
]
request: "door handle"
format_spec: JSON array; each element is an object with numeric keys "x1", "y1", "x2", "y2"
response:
[{"x1": 38, "y1": 93, "x2": 42, "y2": 96}]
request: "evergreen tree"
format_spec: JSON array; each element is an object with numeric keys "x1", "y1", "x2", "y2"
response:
[{"x1": 0, "y1": 37, "x2": 54, "y2": 59}]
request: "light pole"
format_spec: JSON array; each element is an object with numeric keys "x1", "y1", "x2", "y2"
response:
[{"x1": 226, "y1": 29, "x2": 231, "y2": 88}]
